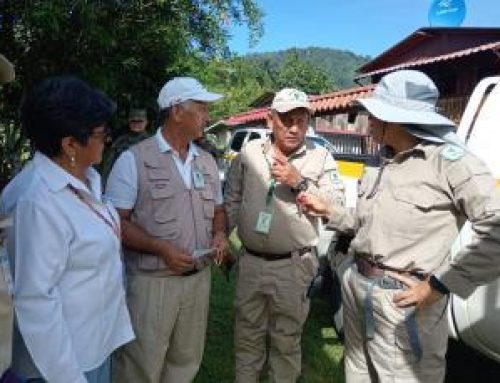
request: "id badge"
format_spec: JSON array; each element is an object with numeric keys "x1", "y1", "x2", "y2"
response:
[
  {"x1": 255, "y1": 211, "x2": 273, "y2": 234},
  {"x1": 193, "y1": 169, "x2": 205, "y2": 189}
]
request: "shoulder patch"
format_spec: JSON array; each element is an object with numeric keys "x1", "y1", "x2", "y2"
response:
[{"x1": 440, "y1": 144, "x2": 465, "y2": 162}]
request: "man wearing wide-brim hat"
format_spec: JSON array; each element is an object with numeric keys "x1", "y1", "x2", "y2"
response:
[
  {"x1": 0, "y1": 53, "x2": 15, "y2": 379},
  {"x1": 297, "y1": 69, "x2": 500, "y2": 382}
]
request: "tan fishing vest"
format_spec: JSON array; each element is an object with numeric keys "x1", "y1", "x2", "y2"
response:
[{"x1": 126, "y1": 137, "x2": 218, "y2": 277}]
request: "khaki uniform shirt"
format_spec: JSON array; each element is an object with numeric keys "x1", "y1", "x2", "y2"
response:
[
  {"x1": 225, "y1": 138, "x2": 345, "y2": 254},
  {"x1": 328, "y1": 142, "x2": 500, "y2": 298},
  {"x1": 102, "y1": 131, "x2": 150, "y2": 181}
]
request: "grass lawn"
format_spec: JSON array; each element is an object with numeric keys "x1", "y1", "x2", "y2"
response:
[{"x1": 194, "y1": 265, "x2": 346, "y2": 383}]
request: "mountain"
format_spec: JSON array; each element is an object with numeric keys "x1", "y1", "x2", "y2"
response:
[{"x1": 243, "y1": 47, "x2": 371, "y2": 90}]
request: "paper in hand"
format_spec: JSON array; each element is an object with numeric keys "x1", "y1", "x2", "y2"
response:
[{"x1": 192, "y1": 248, "x2": 216, "y2": 270}]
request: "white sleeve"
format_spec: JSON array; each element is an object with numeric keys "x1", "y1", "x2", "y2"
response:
[
  {"x1": 105, "y1": 150, "x2": 138, "y2": 210},
  {"x1": 13, "y1": 200, "x2": 87, "y2": 383}
]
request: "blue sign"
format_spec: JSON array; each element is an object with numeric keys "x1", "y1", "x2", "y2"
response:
[{"x1": 428, "y1": 0, "x2": 467, "y2": 27}]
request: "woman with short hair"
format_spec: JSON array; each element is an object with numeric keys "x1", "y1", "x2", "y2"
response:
[{"x1": 0, "y1": 76, "x2": 134, "y2": 383}]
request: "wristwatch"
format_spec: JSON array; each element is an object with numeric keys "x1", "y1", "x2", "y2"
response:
[
  {"x1": 291, "y1": 177, "x2": 309, "y2": 193},
  {"x1": 428, "y1": 274, "x2": 450, "y2": 295}
]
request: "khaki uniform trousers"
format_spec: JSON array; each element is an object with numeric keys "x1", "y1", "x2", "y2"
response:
[
  {"x1": 113, "y1": 267, "x2": 210, "y2": 383},
  {"x1": 234, "y1": 251, "x2": 317, "y2": 383},
  {"x1": 0, "y1": 270, "x2": 12, "y2": 376},
  {"x1": 342, "y1": 265, "x2": 448, "y2": 383}
]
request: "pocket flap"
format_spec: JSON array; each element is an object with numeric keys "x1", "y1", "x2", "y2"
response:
[
  {"x1": 392, "y1": 187, "x2": 442, "y2": 210},
  {"x1": 147, "y1": 167, "x2": 170, "y2": 180},
  {"x1": 201, "y1": 188, "x2": 215, "y2": 201},
  {"x1": 151, "y1": 184, "x2": 175, "y2": 199}
]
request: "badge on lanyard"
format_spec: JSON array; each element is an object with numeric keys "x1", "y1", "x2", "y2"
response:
[
  {"x1": 192, "y1": 167, "x2": 205, "y2": 189},
  {"x1": 255, "y1": 211, "x2": 273, "y2": 234},
  {"x1": 254, "y1": 178, "x2": 275, "y2": 235}
]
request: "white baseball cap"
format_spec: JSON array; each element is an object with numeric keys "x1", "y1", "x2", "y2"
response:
[
  {"x1": 157, "y1": 77, "x2": 223, "y2": 109},
  {"x1": 271, "y1": 88, "x2": 311, "y2": 113}
]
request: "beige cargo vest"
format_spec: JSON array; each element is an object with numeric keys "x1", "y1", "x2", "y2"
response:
[{"x1": 126, "y1": 137, "x2": 218, "y2": 277}]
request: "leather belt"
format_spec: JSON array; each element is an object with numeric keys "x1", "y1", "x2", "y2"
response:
[
  {"x1": 245, "y1": 246, "x2": 314, "y2": 261},
  {"x1": 355, "y1": 255, "x2": 427, "y2": 281},
  {"x1": 181, "y1": 268, "x2": 201, "y2": 277}
]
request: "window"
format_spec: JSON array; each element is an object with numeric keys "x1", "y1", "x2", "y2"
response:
[
  {"x1": 248, "y1": 132, "x2": 261, "y2": 141},
  {"x1": 230, "y1": 131, "x2": 247, "y2": 151}
]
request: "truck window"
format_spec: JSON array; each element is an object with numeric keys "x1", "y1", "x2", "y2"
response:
[
  {"x1": 248, "y1": 132, "x2": 261, "y2": 141},
  {"x1": 230, "y1": 131, "x2": 247, "y2": 151}
]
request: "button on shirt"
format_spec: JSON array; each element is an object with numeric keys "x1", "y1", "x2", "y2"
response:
[
  {"x1": 0, "y1": 152, "x2": 134, "y2": 383},
  {"x1": 106, "y1": 128, "x2": 223, "y2": 209}
]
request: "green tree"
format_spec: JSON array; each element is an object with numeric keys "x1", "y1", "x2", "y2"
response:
[
  {"x1": 192, "y1": 56, "x2": 273, "y2": 120},
  {"x1": 0, "y1": 0, "x2": 263, "y2": 185},
  {"x1": 273, "y1": 50, "x2": 335, "y2": 95}
]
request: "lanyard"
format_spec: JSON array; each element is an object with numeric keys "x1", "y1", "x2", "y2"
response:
[
  {"x1": 67, "y1": 184, "x2": 121, "y2": 239},
  {"x1": 262, "y1": 147, "x2": 276, "y2": 207}
]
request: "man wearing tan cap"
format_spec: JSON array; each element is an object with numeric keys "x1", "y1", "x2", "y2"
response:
[
  {"x1": 0, "y1": 53, "x2": 15, "y2": 379},
  {"x1": 224, "y1": 88, "x2": 345, "y2": 382}
]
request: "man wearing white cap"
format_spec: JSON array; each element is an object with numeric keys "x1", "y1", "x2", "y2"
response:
[
  {"x1": 225, "y1": 88, "x2": 345, "y2": 382},
  {"x1": 298, "y1": 70, "x2": 500, "y2": 382},
  {"x1": 0, "y1": 53, "x2": 15, "y2": 379},
  {"x1": 106, "y1": 77, "x2": 228, "y2": 382}
]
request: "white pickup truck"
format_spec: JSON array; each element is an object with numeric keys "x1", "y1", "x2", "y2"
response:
[{"x1": 448, "y1": 76, "x2": 500, "y2": 362}]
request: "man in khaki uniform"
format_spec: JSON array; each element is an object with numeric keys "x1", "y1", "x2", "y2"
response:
[
  {"x1": 298, "y1": 70, "x2": 500, "y2": 383},
  {"x1": 225, "y1": 88, "x2": 345, "y2": 382},
  {"x1": 106, "y1": 77, "x2": 228, "y2": 383},
  {"x1": 101, "y1": 108, "x2": 150, "y2": 181},
  {"x1": 0, "y1": 53, "x2": 15, "y2": 379}
]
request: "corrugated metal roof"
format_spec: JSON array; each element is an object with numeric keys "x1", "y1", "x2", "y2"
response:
[
  {"x1": 223, "y1": 85, "x2": 375, "y2": 126},
  {"x1": 224, "y1": 107, "x2": 269, "y2": 126},
  {"x1": 310, "y1": 85, "x2": 374, "y2": 113},
  {"x1": 356, "y1": 40, "x2": 500, "y2": 80}
]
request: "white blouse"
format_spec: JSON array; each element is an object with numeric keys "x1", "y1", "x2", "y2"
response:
[{"x1": 1, "y1": 152, "x2": 134, "y2": 383}]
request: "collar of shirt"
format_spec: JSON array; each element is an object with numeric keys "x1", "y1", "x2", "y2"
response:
[
  {"x1": 386, "y1": 142, "x2": 433, "y2": 164},
  {"x1": 263, "y1": 138, "x2": 307, "y2": 160},
  {"x1": 154, "y1": 127, "x2": 200, "y2": 163},
  {"x1": 33, "y1": 151, "x2": 102, "y2": 201}
]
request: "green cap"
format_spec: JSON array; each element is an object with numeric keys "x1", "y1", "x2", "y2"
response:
[{"x1": 128, "y1": 108, "x2": 147, "y2": 121}]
